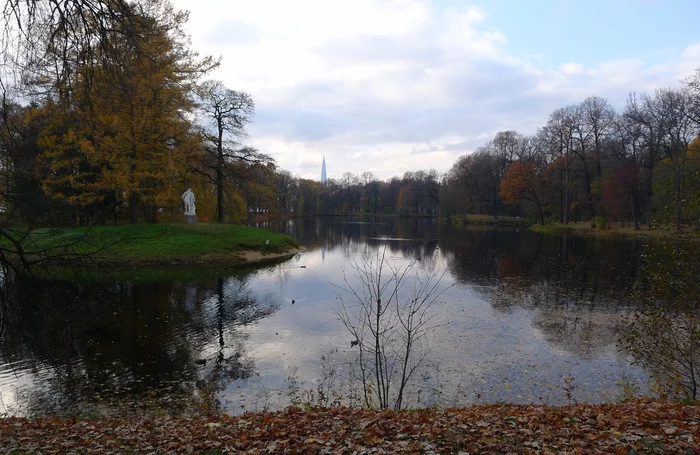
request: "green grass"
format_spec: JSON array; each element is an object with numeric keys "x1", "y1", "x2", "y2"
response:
[
  {"x1": 442, "y1": 214, "x2": 529, "y2": 226},
  {"x1": 16, "y1": 223, "x2": 300, "y2": 267},
  {"x1": 530, "y1": 221, "x2": 700, "y2": 240}
]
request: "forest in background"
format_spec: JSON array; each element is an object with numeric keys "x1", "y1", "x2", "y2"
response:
[{"x1": 1, "y1": 0, "x2": 699, "y2": 230}]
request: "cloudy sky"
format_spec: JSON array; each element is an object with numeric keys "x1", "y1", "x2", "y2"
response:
[{"x1": 171, "y1": 0, "x2": 700, "y2": 181}]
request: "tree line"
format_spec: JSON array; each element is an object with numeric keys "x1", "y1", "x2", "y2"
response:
[
  {"x1": 250, "y1": 74, "x2": 700, "y2": 232},
  {"x1": 443, "y1": 88, "x2": 700, "y2": 230},
  {"x1": 1, "y1": 0, "x2": 699, "y2": 230}
]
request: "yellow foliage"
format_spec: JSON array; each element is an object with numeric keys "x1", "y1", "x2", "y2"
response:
[{"x1": 32, "y1": 4, "x2": 215, "y2": 220}]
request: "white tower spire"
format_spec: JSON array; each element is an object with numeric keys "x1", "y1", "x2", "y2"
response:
[{"x1": 321, "y1": 156, "x2": 327, "y2": 184}]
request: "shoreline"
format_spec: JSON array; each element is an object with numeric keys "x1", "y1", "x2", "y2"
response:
[
  {"x1": 10, "y1": 223, "x2": 302, "y2": 273},
  {"x1": 530, "y1": 221, "x2": 700, "y2": 241},
  {"x1": 87, "y1": 247, "x2": 302, "y2": 269}
]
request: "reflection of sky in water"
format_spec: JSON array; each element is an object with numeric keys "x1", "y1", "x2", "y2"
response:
[
  {"x1": 0, "y1": 220, "x2": 652, "y2": 416},
  {"x1": 220, "y1": 237, "x2": 647, "y2": 414}
]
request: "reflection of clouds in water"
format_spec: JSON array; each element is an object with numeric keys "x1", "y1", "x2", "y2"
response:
[
  {"x1": 0, "y1": 365, "x2": 37, "y2": 417},
  {"x1": 0, "y1": 218, "x2": 653, "y2": 416},
  {"x1": 220, "y1": 237, "x2": 645, "y2": 413},
  {"x1": 185, "y1": 285, "x2": 196, "y2": 312},
  {"x1": 433, "y1": 286, "x2": 646, "y2": 405},
  {"x1": 532, "y1": 308, "x2": 621, "y2": 359},
  {"x1": 226, "y1": 223, "x2": 643, "y2": 411}
]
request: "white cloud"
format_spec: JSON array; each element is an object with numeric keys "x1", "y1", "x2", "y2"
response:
[
  {"x1": 172, "y1": 0, "x2": 700, "y2": 180},
  {"x1": 558, "y1": 63, "x2": 585, "y2": 74}
]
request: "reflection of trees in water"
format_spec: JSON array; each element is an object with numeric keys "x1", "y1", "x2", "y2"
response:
[
  {"x1": 0, "y1": 272, "x2": 279, "y2": 416},
  {"x1": 257, "y1": 217, "x2": 441, "y2": 264},
  {"x1": 258, "y1": 218, "x2": 649, "y2": 364},
  {"x1": 441, "y1": 228, "x2": 641, "y2": 310},
  {"x1": 0, "y1": 268, "x2": 12, "y2": 348},
  {"x1": 439, "y1": 227, "x2": 643, "y2": 356},
  {"x1": 195, "y1": 277, "x2": 279, "y2": 395}
]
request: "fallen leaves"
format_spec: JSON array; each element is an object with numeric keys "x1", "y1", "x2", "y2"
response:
[{"x1": 0, "y1": 399, "x2": 698, "y2": 454}]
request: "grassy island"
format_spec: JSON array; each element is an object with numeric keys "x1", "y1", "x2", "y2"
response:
[{"x1": 18, "y1": 223, "x2": 300, "y2": 268}]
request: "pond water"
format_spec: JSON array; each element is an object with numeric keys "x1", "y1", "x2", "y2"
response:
[{"x1": 0, "y1": 217, "x2": 652, "y2": 417}]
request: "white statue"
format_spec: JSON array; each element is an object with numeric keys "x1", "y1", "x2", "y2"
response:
[{"x1": 181, "y1": 188, "x2": 196, "y2": 215}]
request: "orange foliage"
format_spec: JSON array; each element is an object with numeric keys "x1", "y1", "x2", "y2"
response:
[{"x1": 500, "y1": 159, "x2": 537, "y2": 205}]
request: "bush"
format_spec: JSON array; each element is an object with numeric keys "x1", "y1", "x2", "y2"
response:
[{"x1": 592, "y1": 216, "x2": 609, "y2": 230}]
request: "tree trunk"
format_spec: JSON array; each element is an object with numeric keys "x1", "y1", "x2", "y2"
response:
[
  {"x1": 129, "y1": 194, "x2": 139, "y2": 224},
  {"x1": 563, "y1": 173, "x2": 569, "y2": 225},
  {"x1": 216, "y1": 167, "x2": 225, "y2": 223},
  {"x1": 631, "y1": 193, "x2": 640, "y2": 230},
  {"x1": 674, "y1": 166, "x2": 683, "y2": 232},
  {"x1": 583, "y1": 165, "x2": 594, "y2": 219},
  {"x1": 216, "y1": 126, "x2": 226, "y2": 223},
  {"x1": 144, "y1": 202, "x2": 157, "y2": 224}
]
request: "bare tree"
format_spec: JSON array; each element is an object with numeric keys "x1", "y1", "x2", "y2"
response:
[
  {"x1": 336, "y1": 247, "x2": 449, "y2": 409},
  {"x1": 608, "y1": 115, "x2": 645, "y2": 229},
  {"x1": 2, "y1": 0, "x2": 139, "y2": 99},
  {"x1": 685, "y1": 67, "x2": 700, "y2": 126},
  {"x1": 576, "y1": 96, "x2": 616, "y2": 217},
  {"x1": 623, "y1": 92, "x2": 668, "y2": 226},
  {"x1": 195, "y1": 80, "x2": 272, "y2": 223},
  {"x1": 540, "y1": 106, "x2": 577, "y2": 224}
]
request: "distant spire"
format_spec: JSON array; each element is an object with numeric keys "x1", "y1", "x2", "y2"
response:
[{"x1": 321, "y1": 156, "x2": 327, "y2": 184}]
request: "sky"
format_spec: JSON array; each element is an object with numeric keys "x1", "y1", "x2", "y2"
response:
[{"x1": 171, "y1": 0, "x2": 700, "y2": 181}]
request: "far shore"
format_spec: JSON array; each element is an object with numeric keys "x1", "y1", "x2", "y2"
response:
[
  {"x1": 530, "y1": 220, "x2": 700, "y2": 240},
  {"x1": 441, "y1": 213, "x2": 699, "y2": 240}
]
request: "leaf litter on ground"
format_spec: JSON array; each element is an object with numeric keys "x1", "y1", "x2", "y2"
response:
[{"x1": 1, "y1": 399, "x2": 699, "y2": 454}]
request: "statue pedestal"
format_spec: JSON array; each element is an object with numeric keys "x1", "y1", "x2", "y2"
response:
[{"x1": 183, "y1": 214, "x2": 198, "y2": 225}]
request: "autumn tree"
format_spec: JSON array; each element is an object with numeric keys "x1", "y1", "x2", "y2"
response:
[
  {"x1": 1, "y1": 1, "x2": 137, "y2": 225},
  {"x1": 500, "y1": 159, "x2": 547, "y2": 224},
  {"x1": 0, "y1": 100, "x2": 65, "y2": 225},
  {"x1": 36, "y1": 1, "x2": 216, "y2": 223},
  {"x1": 605, "y1": 115, "x2": 647, "y2": 229},
  {"x1": 601, "y1": 164, "x2": 640, "y2": 225}
]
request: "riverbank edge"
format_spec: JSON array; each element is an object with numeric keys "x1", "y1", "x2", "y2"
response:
[
  {"x1": 441, "y1": 214, "x2": 700, "y2": 240},
  {"x1": 1, "y1": 400, "x2": 698, "y2": 453},
  {"x1": 7, "y1": 223, "x2": 302, "y2": 270},
  {"x1": 89, "y1": 247, "x2": 302, "y2": 268},
  {"x1": 530, "y1": 221, "x2": 700, "y2": 240}
]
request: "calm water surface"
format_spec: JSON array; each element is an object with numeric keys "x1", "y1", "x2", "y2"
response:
[{"x1": 0, "y1": 217, "x2": 649, "y2": 416}]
